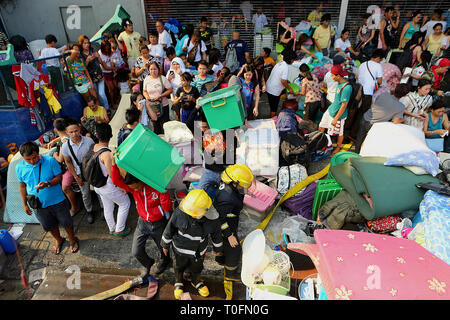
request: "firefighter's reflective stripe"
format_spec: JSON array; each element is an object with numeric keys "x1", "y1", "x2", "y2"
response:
[
  {"x1": 178, "y1": 230, "x2": 205, "y2": 242},
  {"x1": 226, "y1": 213, "x2": 237, "y2": 218},
  {"x1": 221, "y1": 222, "x2": 229, "y2": 230},
  {"x1": 162, "y1": 236, "x2": 172, "y2": 244}
]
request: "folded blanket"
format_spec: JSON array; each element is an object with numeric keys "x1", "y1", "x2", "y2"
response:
[{"x1": 318, "y1": 190, "x2": 365, "y2": 229}]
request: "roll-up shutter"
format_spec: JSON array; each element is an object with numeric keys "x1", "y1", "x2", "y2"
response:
[{"x1": 143, "y1": 0, "x2": 449, "y2": 58}]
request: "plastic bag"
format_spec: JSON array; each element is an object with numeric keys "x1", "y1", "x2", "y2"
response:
[{"x1": 281, "y1": 215, "x2": 316, "y2": 244}]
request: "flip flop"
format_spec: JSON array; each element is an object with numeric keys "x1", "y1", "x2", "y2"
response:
[
  {"x1": 53, "y1": 238, "x2": 66, "y2": 255},
  {"x1": 112, "y1": 227, "x2": 131, "y2": 238},
  {"x1": 69, "y1": 237, "x2": 80, "y2": 253}
]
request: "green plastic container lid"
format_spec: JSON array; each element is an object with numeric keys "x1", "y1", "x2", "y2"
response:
[
  {"x1": 276, "y1": 43, "x2": 285, "y2": 53},
  {"x1": 328, "y1": 151, "x2": 361, "y2": 179},
  {"x1": 115, "y1": 123, "x2": 185, "y2": 193},
  {"x1": 198, "y1": 85, "x2": 241, "y2": 106},
  {"x1": 289, "y1": 83, "x2": 300, "y2": 94}
]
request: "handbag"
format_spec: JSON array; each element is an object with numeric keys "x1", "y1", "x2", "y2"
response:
[
  {"x1": 366, "y1": 62, "x2": 379, "y2": 92},
  {"x1": 26, "y1": 163, "x2": 42, "y2": 210},
  {"x1": 187, "y1": 39, "x2": 200, "y2": 64},
  {"x1": 366, "y1": 214, "x2": 402, "y2": 233},
  {"x1": 147, "y1": 76, "x2": 167, "y2": 119}
]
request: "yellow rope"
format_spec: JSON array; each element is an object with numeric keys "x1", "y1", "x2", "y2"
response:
[{"x1": 242, "y1": 143, "x2": 353, "y2": 244}]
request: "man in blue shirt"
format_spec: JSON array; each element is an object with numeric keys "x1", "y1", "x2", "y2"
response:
[
  {"x1": 225, "y1": 31, "x2": 251, "y2": 70},
  {"x1": 16, "y1": 141, "x2": 78, "y2": 254}
]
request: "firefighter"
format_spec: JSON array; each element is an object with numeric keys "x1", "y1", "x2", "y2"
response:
[
  {"x1": 161, "y1": 189, "x2": 223, "y2": 300},
  {"x1": 213, "y1": 163, "x2": 254, "y2": 300}
]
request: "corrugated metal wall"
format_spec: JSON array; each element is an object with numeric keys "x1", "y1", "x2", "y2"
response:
[{"x1": 143, "y1": 0, "x2": 449, "y2": 57}]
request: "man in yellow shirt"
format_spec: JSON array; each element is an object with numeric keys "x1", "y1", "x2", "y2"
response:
[
  {"x1": 308, "y1": 3, "x2": 324, "y2": 27},
  {"x1": 118, "y1": 18, "x2": 141, "y2": 70},
  {"x1": 313, "y1": 13, "x2": 335, "y2": 57}
]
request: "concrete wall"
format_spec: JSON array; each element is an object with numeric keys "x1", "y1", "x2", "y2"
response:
[{"x1": 0, "y1": 0, "x2": 147, "y2": 44}]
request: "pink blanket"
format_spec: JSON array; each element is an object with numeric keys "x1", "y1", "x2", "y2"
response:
[{"x1": 289, "y1": 230, "x2": 450, "y2": 300}]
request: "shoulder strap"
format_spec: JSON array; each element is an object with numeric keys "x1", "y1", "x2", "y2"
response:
[
  {"x1": 36, "y1": 162, "x2": 42, "y2": 194},
  {"x1": 67, "y1": 141, "x2": 81, "y2": 168},
  {"x1": 366, "y1": 62, "x2": 375, "y2": 80}
]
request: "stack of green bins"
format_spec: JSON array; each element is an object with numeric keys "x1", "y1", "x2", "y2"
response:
[
  {"x1": 114, "y1": 123, "x2": 185, "y2": 193},
  {"x1": 198, "y1": 84, "x2": 245, "y2": 131},
  {"x1": 312, "y1": 179, "x2": 343, "y2": 221}
]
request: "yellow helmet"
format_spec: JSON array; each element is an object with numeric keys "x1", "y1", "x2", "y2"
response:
[
  {"x1": 221, "y1": 164, "x2": 254, "y2": 189},
  {"x1": 179, "y1": 189, "x2": 212, "y2": 217}
]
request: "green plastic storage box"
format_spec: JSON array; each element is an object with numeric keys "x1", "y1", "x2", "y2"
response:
[
  {"x1": 328, "y1": 151, "x2": 361, "y2": 179},
  {"x1": 312, "y1": 179, "x2": 343, "y2": 221},
  {"x1": 198, "y1": 84, "x2": 245, "y2": 131},
  {"x1": 115, "y1": 123, "x2": 185, "y2": 193}
]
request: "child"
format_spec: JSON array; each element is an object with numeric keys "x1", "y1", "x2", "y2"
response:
[
  {"x1": 261, "y1": 47, "x2": 275, "y2": 67},
  {"x1": 239, "y1": 65, "x2": 260, "y2": 121},
  {"x1": 172, "y1": 72, "x2": 200, "y2": 123},
  {"x1": 39, "y1": 34, "x2": 68, "y2": 93},
  {"x1": 110, "y1": 157, "x2": 173, "y2": 277},
  {"x1": 161, "y1": 189, "x2": 223, "y2": 299},
  {"x1": 318, "y1": 65, "x2": 352, "y2": 154},
  {"x1": 191, "y1": 60, "x2": 214, "y2": 97},
  {"x1": 298, "y1": 63, "x2": 322, "y2": 124}
]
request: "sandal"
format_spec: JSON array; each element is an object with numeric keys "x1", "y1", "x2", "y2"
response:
[
  {"x1": 192, "y1": 281, "x2": 209, "y2": 297},
  {"x1": 112, "y1": 227, "x2": 131, "y2": 238},
  {"x1": 69, "y1": 237, "x2": 80, "y2": 253},
  {"x1": 53, "y1": 238, "x2": 66, "y2": 255}
]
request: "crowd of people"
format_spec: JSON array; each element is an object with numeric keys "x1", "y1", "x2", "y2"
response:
[{"x1": 10, "y1": 3, "x2": 450, "y2": 300}]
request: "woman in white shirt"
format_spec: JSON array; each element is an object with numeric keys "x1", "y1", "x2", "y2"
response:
[
  {"x1": 98, "y1": 39, "x2": 119, "y2": 108},
  {"x1": 335, "y1": 28, "x2": 361, "y2": 61}
]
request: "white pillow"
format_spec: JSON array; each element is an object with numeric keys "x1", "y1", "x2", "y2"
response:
[{"x1": 360, "y1": 123, "x2": 431, "y2": 158}]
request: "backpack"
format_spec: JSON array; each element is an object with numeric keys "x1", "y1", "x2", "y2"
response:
[
  {"x1": 396, "y1": 45, "x2": 417, "y2": 73},
  {"x1": 225, "y1": 42, "x2": 240, "y2": 73},
  {"x1": 306, "y1": 131, "x2": 329, "y2": 153},
  {"x1": 117, "y1": 126, "x2": 132, "y2": 146},
  {"x1": 280, "y1": 132, "x2": 310, "y2": 166},
  {"x1": 81, "y1": 147, "x2": 110, "y2": 188},
  {"x1": 276, "y1": 108, "x2": 298, "y2": 133}
]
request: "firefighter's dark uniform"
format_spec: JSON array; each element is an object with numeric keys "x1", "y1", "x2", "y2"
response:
[{"x1": 213, "y1": 181, "x2": 245, "y2": 281}]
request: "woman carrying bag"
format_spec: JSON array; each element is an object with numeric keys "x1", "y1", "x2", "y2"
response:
[{"x1": 142, "y1": 61, "x2": 173, "y2": 134}]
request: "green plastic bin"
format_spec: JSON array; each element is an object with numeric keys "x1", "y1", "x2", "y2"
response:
[
  {"x1": 114, "y1": 123, "x2": 185, "y2": 193},
  {"x1": 312, "y1": 179, "x2": 343, "y2": 221},
  {"x1": 328, "y1": 151, "x2": 361, "y2": 179},
  {"x1": 198, "y1": 85, "x2": 245, "y2": 131}
]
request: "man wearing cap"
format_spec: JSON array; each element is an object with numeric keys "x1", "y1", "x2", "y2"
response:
[
  {"x1": 161, "y1": 189, "x2": 223, "y2": 299},
  {"x1": 421, "y1": 58, "x2": 450, "y2": 97},
  {"x1": 323, "y1": 55, "x2": 346, "y2": 106},
  {"x1": 319, "y1": 64, "x2": 352, "y2": 154}
]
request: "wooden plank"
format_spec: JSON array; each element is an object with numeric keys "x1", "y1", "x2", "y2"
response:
[{"x1": 32, "y1": 271, "x2": 137, "y2": 300}]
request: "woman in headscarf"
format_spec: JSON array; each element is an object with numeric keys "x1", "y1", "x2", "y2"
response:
[
  {"x1": 167, "y1": 57, "x2": 186, "y2": 95},
  {"x1": 167, "y1": 57, "x2": 186, "y2": 121}
]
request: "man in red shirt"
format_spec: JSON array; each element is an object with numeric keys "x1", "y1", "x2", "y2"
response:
[{"x1": 111, "y1": 159, "x2": 173, "y2": 277}]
